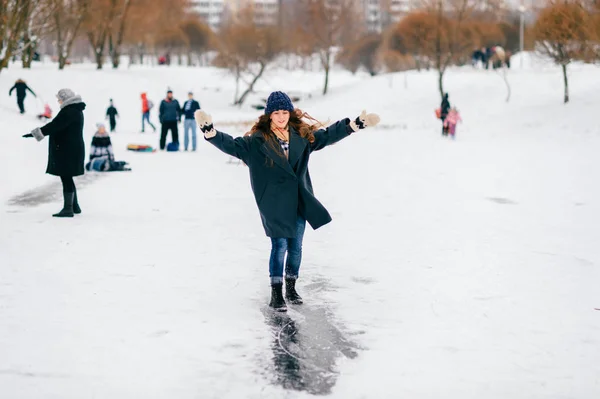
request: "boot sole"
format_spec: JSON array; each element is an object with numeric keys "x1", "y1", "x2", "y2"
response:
[
  {"x1": 53, "y1": 214, "x2": 74, "y2": 218},
  {"x1": 285, "y1": 296, "x2": 303, "y2": 304},
  {"x1": 270, "y1": 305, "x2": 287, "y2": 312}
]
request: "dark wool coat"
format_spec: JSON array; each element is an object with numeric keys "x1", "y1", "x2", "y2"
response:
[
  {"x1": 441, "y1": 95, "x2": 450, "y2": 119},
  {"x1": 106, "y1": 106, "x2": 118, "y2": 120},
  {"x1": 9, "y1": 81, "x2": 35, "y2": 99},
  {"x1": 207, "y1": 119, "x2": 352, "y2": 238},
  {"x1": 40, "y1": 102, "x2": 86, "y2": 177},
  {"x1": 159, "y1": 99, "x2": 181, "y2": 123}
]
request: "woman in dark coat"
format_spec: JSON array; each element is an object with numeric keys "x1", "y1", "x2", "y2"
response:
[
  {"x1": 195, "y1": 91, "x2": 380, "y2": 311},
  {"x1": 23, "y1": 88, "x2": 86, "y2": 217}
]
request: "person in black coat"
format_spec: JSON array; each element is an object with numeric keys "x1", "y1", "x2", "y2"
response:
[
  {"x1": 195, "y1": 91, "x2": 380, "y2": 311},
  {"x1": 440, "y1": 93, "x2": 451, "y2": 136},
  {"x1": 158, "y1": 90, "x2": 181, "y2": 150},
  {"x1": 9, "y1": 79, "x2": 36, "y2": 114},
  {"x1": 105, "y1": 99, "x2": 119, "y2": 132},
  {"x1": 23, "y1": 88, "x2": 86, "y2": 218}
]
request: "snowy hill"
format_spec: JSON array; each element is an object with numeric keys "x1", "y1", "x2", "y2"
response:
[{"x1": 1, "y1": 58, "x2": 599, "y2": 398}]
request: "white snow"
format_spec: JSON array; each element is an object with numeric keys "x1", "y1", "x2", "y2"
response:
[{"x1": 1, "y1": 57, "x2": 599, "y2": 398}]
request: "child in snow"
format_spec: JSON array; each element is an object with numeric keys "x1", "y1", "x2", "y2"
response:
[
  {"x1": 36, "y1": 103, "x2": 52, "y2": 121},
  {"x1": 444, "y1": 108, "x2": 462, "y2": 139},
  {"x1": 86, "y1": 123, "x2": 130, "y2": 172},
  {"x1": 195, "y1": 91, "x2": 380, "y2": 311},
  {"x1": 106, "y1": 99, "x2": 119, "y2": 132}
]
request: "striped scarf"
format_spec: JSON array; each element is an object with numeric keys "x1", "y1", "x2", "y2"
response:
[{"x1": 271, "y1": 123, "x2": 290, "y2": 159}]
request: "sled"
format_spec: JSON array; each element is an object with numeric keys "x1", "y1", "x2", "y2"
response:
[{"x1": 127, "y1": 144, "x2": 156, "y2": 152}]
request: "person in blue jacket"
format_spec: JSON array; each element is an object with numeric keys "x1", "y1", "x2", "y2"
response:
[
  {"x1": 182, "y1": 92, "x2": 201, "y2": 151},
  {"x1": 195, "y1": 91, "x2": 380, "y2": 311}
]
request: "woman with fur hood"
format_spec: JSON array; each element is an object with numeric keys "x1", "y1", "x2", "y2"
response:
[
  {"x1": 195, "y1": 91, "x2": 380, "y2": 311},
  {"x1": 23, "y1": 89, "x2": 85, "y2": 218}
]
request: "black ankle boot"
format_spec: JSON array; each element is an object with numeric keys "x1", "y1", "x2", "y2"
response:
[
  {"x1": 269, "y1": 283, "x2": 287, "y2": 312},
  {"x1": 73, "y1": 189, "x2": 81, "y2": 214},
  {"x1": 53, "y1": 191, "x2": 75, "y2": 218},
  {"x1": 285, "y1": 278, "x2": 303, "y2": 305}
]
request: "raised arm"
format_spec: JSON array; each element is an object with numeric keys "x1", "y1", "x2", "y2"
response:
[
  {"x1": 26, "y1": 85, "x2": 36, "y2": 97},
  {"x1": 310, "y1": 119, "x2": 352, "y2": 152},
  {"x1": 195, "y1": 110, "x2": 250, "y2": 163},
  {"x1": 310, "y1": 110, "x2": 380, "y2": 152},
  {"x1": 207, "y1": 131, "x2": 251, "y2": 163}
]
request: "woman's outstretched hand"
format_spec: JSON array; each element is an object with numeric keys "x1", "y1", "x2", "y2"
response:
[
  {"x1": 23, "y1": 127, "x2": 44, "y2": 141},
  {"x1": 349, "y1": 110, "x2": 380, "y2": 132},
  {"x1": 195, "y1": 110, "x2": 216, "y2": 139}
]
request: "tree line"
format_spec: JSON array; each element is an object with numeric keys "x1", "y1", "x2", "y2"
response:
[{"x1": 1, "y1": 0, "x2": 598, "y2": 104}]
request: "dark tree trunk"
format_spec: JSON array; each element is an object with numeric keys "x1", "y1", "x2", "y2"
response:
[
  {"x1": 321, "y1": 49, "x2": 332, "y2": 95},
  {"x1": 438, "y1": 69, "x2": 445, "y2": 100},
  {"x1": 562, "y1": 63, "x2": 569, "y2": 104},
  {"x1": 235, "y1": 62, "x2": 267, "y2": 106}
]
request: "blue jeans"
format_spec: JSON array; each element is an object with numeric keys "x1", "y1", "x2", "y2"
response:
[
  {"x1": 269, "y1": 215, "x2": 306, "y2": 285},
  {"x1": 142, "y1": 112, "x2": 156, "y2": 132},
  {"x1": 184, "y1": 119, "x2": 197, "y2": 151}
]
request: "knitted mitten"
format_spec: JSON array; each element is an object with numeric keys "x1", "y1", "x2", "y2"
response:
[
  {"x1": 349, "y1": 110, "x2": 380, "y2": 132},
  {"x1": 194, "y1": 110, "x2": 216, "y2": 139}
]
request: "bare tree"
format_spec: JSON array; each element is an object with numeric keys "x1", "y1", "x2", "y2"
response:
[
  {"x1": 585, "y1": 0, "x2": 600, "y2": 61},
  {"x1": 214, "y1": 8, "x2": 283, "y2": 106},
  {"x1": 295, "y1": 0, "x2": 363, "y2": 95},
  {"x1": 390, "y1": 11, "x2": 437, "y2": 72},
  {"x1": 20, "y1": 1, "x2": 55, "y2": 68},
  {"x1": 337, "y1": 34, "x2": 383, "y2": 75},
  {"x1": 394, "y1": 1, "x2": 479, "y2": 99},
  {"x1": 85, "y1": 0, "x2": 118, "y2": 69},
  {"x1": 180, "y1": 18, "x2": 213, "y2": 66},
  {"x1": 83, "y1": 0, "x2": 134, "y2": 69},
  {"x1": 48, "y1": 0, "x2": 89, "y2": 69},
  {"x1": 534, "y1": 0, "x2": 592, "y2": 103},
  {"x1": 108, "y1": 0, "x2": 132, "y2": 68},
  {"x1": 0, "y1": 0, "x2": 32, "y2": 73}
]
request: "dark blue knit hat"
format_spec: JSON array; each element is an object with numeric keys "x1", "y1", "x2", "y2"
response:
[{"x1": 265, "y1": 91, "x2": 294, "y2": 115}]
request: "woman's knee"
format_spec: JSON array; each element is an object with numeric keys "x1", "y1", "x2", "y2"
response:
[
  {"x1": 271, "y1": 238, "x2": 288, "y2": 253},
  {"x1": 287, "y1": 239, "x2": 303, "y2": 256}
]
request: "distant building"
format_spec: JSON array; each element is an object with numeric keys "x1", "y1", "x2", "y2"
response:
[
  {"x1": 361, "y1": 0, "x2": 416, "y2": 32},
  {"x1": 192, "y1": 0, "x2": 283, "y2": 30},
  {"x1": 191, "y1": 1, "x2": 226, "y2": 31}
]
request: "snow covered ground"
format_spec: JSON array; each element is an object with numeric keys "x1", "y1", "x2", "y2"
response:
[{"x1": 1, "y1": 56, "x2": 599, "y2": 398}]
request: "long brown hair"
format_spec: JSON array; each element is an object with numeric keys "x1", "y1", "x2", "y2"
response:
[{"x1": 245, "y1": 109, "x2": 325, "y2": 158}]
